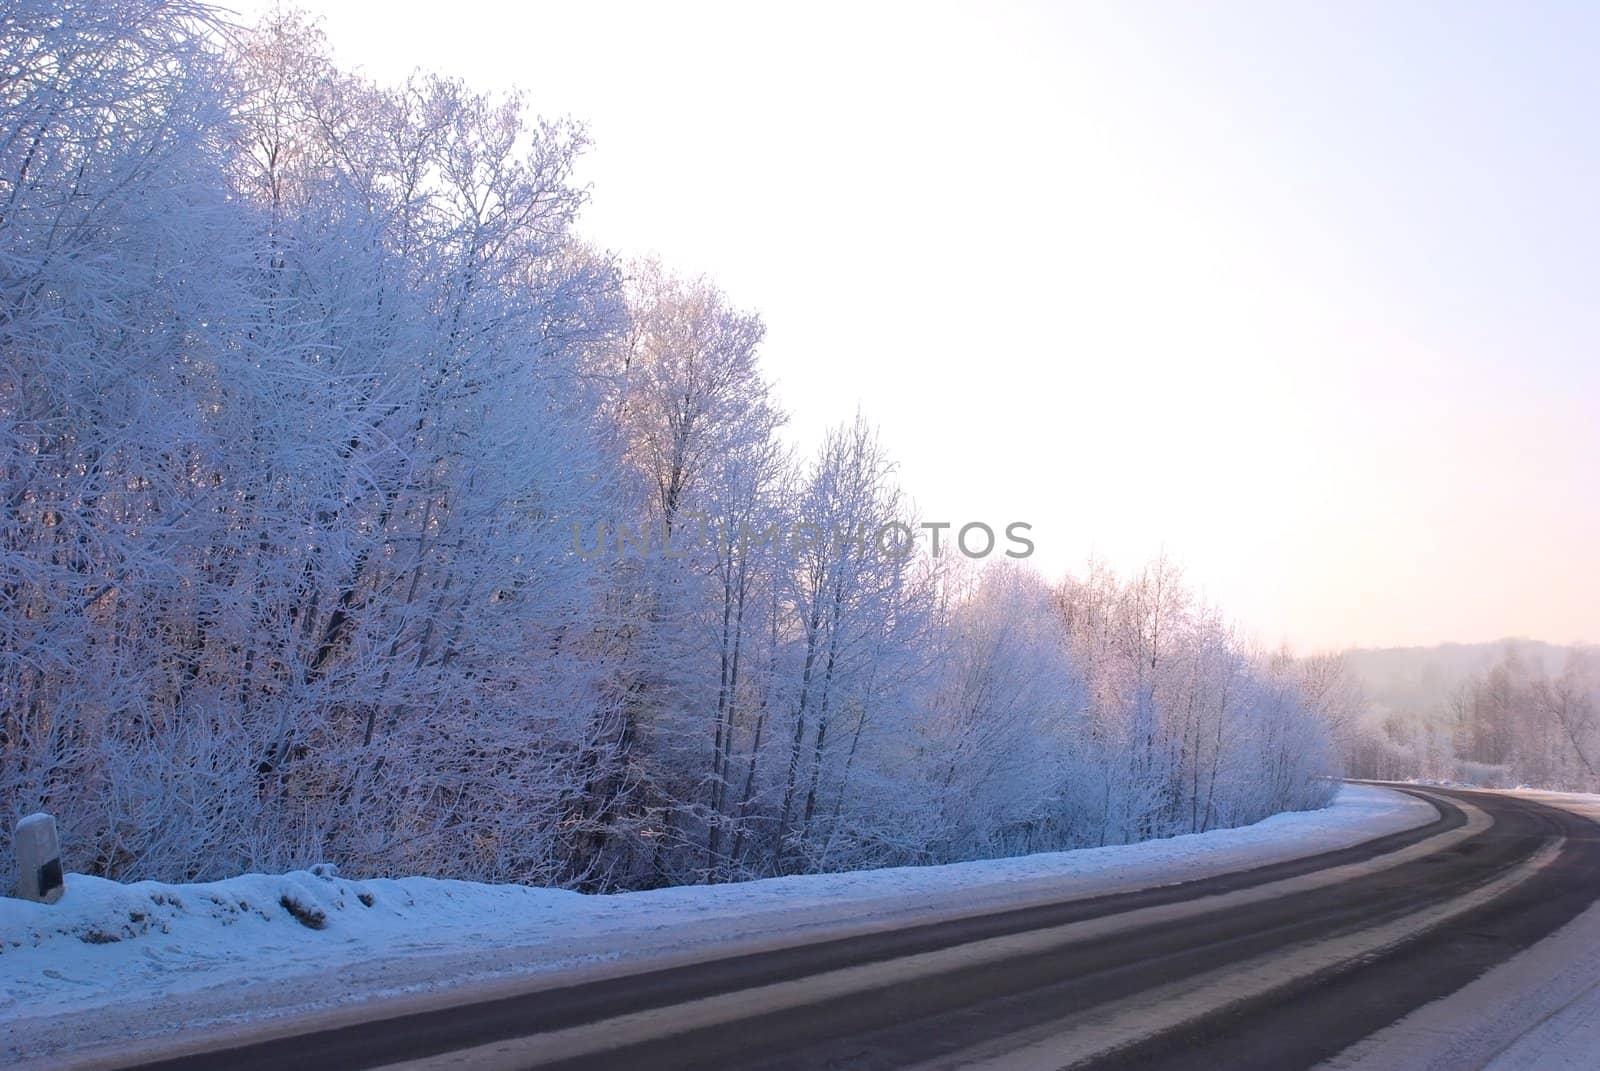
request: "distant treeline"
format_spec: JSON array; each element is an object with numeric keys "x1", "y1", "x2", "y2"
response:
[{"x1": 1343, "y1": 642, "x2": 1599, "y2": 791}]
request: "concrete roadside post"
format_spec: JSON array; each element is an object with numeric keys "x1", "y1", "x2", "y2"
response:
[{"x1": 14, "y1": 812, "x2": 65, "y2": 903}]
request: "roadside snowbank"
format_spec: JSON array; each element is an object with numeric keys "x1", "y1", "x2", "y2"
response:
[
  {"x1": 1322, "y1": 789, "x2": 1600, "y2": 1071},
  {"x1": 1, "y1": 784, "x2": 1429, "y2": 1063}
]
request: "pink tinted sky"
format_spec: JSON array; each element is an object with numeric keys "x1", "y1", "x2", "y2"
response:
[{"x1": 235, "y1": 0, "x2": 1600, "y2": 652}]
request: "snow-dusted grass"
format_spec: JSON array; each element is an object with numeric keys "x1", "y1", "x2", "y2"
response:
[{"x1": 0, "y1": 785, "x2": 1428, "y2": 1064}]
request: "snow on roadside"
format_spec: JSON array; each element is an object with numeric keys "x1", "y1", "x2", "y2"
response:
[
  {"x1": 1, "y1": 785, "x2": 1429, "y2": 1063},
  {"x1": 1320, "y1": 789, "x2": 1600, "y2": 1071}
]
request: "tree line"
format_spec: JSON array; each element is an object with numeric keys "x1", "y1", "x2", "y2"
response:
[
  {"x1": 1345, "y1": 644, "x2": 1600, "y2": 791},
  {"x1": 1, "y1": 2, "x2": 1340, "y2": 889}
]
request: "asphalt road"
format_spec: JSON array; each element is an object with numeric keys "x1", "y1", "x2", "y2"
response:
[{"x1": 116, "y1": 786, "x2": 1600, "y2": 1071}]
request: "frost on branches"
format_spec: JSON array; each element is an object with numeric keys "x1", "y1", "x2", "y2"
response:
[{"x1": 0, "y1": 2, "x2": 1342, "y2": 891}]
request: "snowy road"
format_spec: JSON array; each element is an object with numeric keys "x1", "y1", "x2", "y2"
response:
[{"x1": 47, "y1": 785, "x2": 1600, "y2": 1071}]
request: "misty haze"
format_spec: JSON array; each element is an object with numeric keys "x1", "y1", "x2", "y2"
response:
[{"x1": 2, "y1": 3, "x2": 1596, "y2": 1071}]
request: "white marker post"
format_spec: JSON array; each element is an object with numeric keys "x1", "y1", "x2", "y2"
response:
[{"x1": 14, "y1": 812, "x2": 65, "y2": 903}]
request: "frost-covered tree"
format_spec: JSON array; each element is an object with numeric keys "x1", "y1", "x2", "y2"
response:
[{"x1": 0, "y1": 1, "x2": 1343, "y2": 890}]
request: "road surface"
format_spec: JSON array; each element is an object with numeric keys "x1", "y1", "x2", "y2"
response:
[{"x1": 105, "y1": 786, "x2": 1600, "y2": 1071}]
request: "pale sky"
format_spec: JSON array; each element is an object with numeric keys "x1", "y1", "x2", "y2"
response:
[{"x1": 236, "y1": 0, "x2": 1600, "y2": 652}]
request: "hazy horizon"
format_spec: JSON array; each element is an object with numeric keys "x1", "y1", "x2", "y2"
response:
[
  {"x1": 236, "y1": 0, "x2": 1600, "y2": 652},
  {"x1": 7, "y1": 9, "x2": 1600, "y2": 1056}
]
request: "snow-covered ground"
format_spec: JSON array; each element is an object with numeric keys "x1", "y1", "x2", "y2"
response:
[
  {"x1": 1321, "y1": 789, "x2": 1600, "y2": 1071},
  {"x1": 0, "y1": 785, "x2": 1427, "y2": 1064}
]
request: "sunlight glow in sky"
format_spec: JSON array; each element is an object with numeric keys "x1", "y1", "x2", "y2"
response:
[{"x1": 237, "y1": 0, "x2": 1600, "y2": 652}]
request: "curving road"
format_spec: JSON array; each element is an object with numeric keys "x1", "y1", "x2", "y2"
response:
[{"x1": 110, "y1": 786, "x2": 1600, "y2": 1071}]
